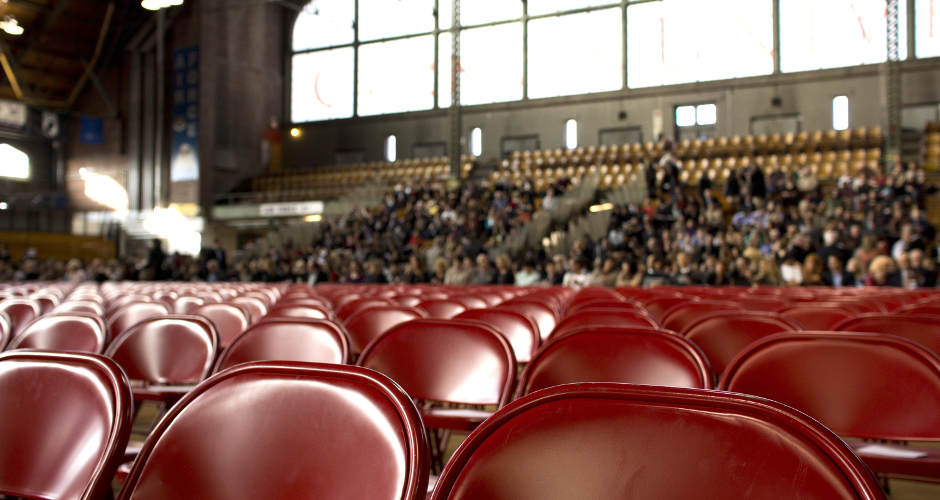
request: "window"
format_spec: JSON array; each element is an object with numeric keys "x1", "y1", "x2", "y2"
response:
[
  {"x1": 385, "y1": 135, "x2": 397, "y2": 162},
  {"x1": 833, "y1": 96, "x2": 849, "y2": 131},
  {"x1": 292, "y1": 0, "x2": 354, "y2": 51},
  {"x1": 675, "y1": 104, "x2": 716, "y2": 127},
  {"x1": 358, "y1": 36, "x2": 435, "y2": 116},
  {"x1": 470, "y1": 127, "x2": 482, "y2": 157},
  {"x1": 357, "y1": 0, "x2": 434, "y2": 42},
  {"x1": 916, "y1": 0, "x2": 940, "y2": 58},
  {"x1": 439, "y1": 0, "x2": 522, "y2": 29},
  {"x1": 527, "y1": 8, "x2": 622, "y2": 99},
  {"x1": 780, "y1": 0, "x2": 907, "y2": 72},
  {"x1": 527, "y1": 0, "x2": 615, "y2": 16},
  {"x1": 438, "y1": 23, "x2": 523, "y2": 107},
  {"x1": 565, "y1": 119, "x2": 578, "y2": 149},
  {"x1": 627, "y1": 0, "x2": 773, "y2": 88},
  {"x1": 291, "y1": 48, "x2": 354, "y2": 122},
  {"x1": 0, "y1": 144, "x2": 29, "y2": 180}
]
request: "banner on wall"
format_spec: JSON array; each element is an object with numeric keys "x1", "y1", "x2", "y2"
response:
[{"x1": 170, "y1": 47, "x2": 199, "y2": 182}]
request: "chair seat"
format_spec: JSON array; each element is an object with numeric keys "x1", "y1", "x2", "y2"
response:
[
  {"x1": 849, "y1": 441, "x2": 940, "y2": 481},
  {"x1": 421, "y1": 408, "x2": 493, "y2": 432}
]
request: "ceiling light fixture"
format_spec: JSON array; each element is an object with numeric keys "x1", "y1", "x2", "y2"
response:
[
  {"x1": 0, "y1": 16, "x2": 24, "y2": 36},
  {"x1": 141, "y1": 0, "x2": 184, "y2": 11}
]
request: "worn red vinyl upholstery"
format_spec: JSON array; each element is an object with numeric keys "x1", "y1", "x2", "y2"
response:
[
  {"x1": 0, "y1": 351, "x2": 133, "y2": 500},
  {"x1": 7, "y1": 312, "x2": 107, "y2": 353},
  {"x1": 720, "y1": 332, "x2": 940, "y2": 481},
  {"x1": 430, "y1": 383, "x2": 884, "y2": 500},
  {"x1": 214, "y1": 318, "x2": 349, "y2": 372},
  {"x1": 516, "y1": 327, "x2": 711, "y2": 397},
  {"x1": 117, "y1": 362, "x2": 429, "y2": 500}
]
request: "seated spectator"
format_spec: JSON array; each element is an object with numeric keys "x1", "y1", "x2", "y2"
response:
[
  {"x1": 562, "y1": 258, "x2": 592, "y2": 289},
  {"x1": 494, "y1": 254, "x2": 515, "y2": 285},
  {"x1": 780, "y1": 253, "x2": 803, "y2": 286},
  {"x1": 866, "y1": 255, "x2": 901, "y2": 287},
  {"x1": 468, "y1": 254, "x2": 495, "y2": 285},
  {"x1": 822, "y1": 255, "x2": 855, "y2": 288},
  {"x1": 801, "y1": 253, "x2": 824, "y2": 286},
  {"x1": 515, "y1": 260, "x2": 542, "y2": 286},
  {"x1": 590, "y1": 258, "x2": 619, "y2": 287}
]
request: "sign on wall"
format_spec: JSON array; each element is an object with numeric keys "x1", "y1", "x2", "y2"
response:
[
  {"x1": 171, "y1": 46, "x2": 199, "y2": 182},
  {"x1": 79, "y1": 116, "x2": 103, "y2": 145}
]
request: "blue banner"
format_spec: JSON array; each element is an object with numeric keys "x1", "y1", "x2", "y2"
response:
[
  {"x1": 80, "y1": 116, "x2": 103, "y2": 145},
  {"x1": 170, "y1": 47, "x2": 199, "y2": 182}
]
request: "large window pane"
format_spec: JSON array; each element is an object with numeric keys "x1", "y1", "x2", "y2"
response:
[
  {"x1": 439, "y1": 0, "x2": 523, "y2": 29},
  {"x1": 358, "y1": 0, "x2": 434, "y2": 41},
  {"x1": 438, "y1": 24, "x2": 523, "y2": 106},
  {"x1": 528, "y1": 9, "x2": 622, "y2": 99},
  {"x1": 292, "y1": 0, "x2": 355, "y2": 51},
  {"x1": 358, "y1": 36, "x2": 435, "y2": 116},
  {"x1": 528, "y1": 0, "x2": 616, "y2": 16},
  {"x1": 628, "y1": 0, "x2": 772, "y2": 88},
  {"x1": 916, "y1": 0, "x2": 940, "y2": 58},
  {"x1": 0, "y1": 144, "x2": 28, "y2": 179},
  {"x1": 780, "y1": 0, "x2": 905, "y2": 72},
  {"x1": 291, "y1": 48, "x2": 354, "y2": 122}
]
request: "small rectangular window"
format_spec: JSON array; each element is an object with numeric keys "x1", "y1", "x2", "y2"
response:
[
  {"x1": 470, "y1": 128, "x2": 483, "y2": 157},
  {"x1": 0, "y1": 144, "x2": 29, "y2": 179},
  {"x1": 696, "y1": 104, "x2": 717, "y2": 125},
  {"x1": 832, "y1": 96, "x2": 849, "y2": 131},
  {"x1": 675, "y1": 106, "x2": 696, "y2": 127},
  {"x1": 385, "y1": 135, "x2": 397, "y2": 162},
  {"x1": 565, "y1": 119, "x2": 578, "y2": 150}
]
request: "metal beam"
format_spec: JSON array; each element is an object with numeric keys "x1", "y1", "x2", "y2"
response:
[
  {"x1": 82, "y1": 58, "x2": 118, "y2": 118},
  {"x1": 66, "y1": 2, "x2": 115, "y2": 107}
]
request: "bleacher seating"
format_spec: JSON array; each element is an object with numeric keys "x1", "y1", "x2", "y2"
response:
[
  {"x1": 495, "y1": 127, "x2": 885, "y2": 191},
  {"x1": 2, "y1": 281, "x2": 940, "y2": 495}
]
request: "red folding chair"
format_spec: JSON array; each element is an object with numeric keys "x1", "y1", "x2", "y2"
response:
[
  {"x1": 0, "y1": 298, "x2": 41, "y2": 337},
  {"x1": 195, "y1": 303, "x2": 250, "y2": 348},
  {"x1": 7, "y1": 312, "x2": 107, "y2": 353},
  {"x1": 780, "y1": 305, "x2": 858, "y2": 331},
  {"x1": 266, "y1": 303, "x2": 332, "y2": 321},
  {"x1": 833, "y1": 314, "x2": 940, "y2": 355},
  {"x1": 117, "y1": 362, "x2": 429, "y2": 500},
  {"x1": 55, "y1": 299, "x2": 106, "y2": 316},
  {"x1": 455, "y1": 308, "x2": 540, "y2": 363},
  {"x1": 232, "y1": 295, "x2": 268, "y2": 323},
  {"x1": 683, "y1": 311, "x2": 802, "y2": 378},
  {"x1": 106, "y1": 301, "x2": 170, "y2": 341},
  {"x1": 416, "y1": 299, "x2": 467, "y2": 319},
  {"x1": 720, "y1": 332, "x2": 940, "y2": 484},
  {"x1": 344, "y1": 306, "x2": 428, "y2": 355},
  {"x1": 0, "y1": 351, "x2": 133, "y2": 500},
  {"x1": 516, "y1": 327, "x2": 711, "y2": 398},
  {"x1": 214, "y1": 318, "x2": 350, "y2": 372},
  {"x1": 550, "y1": 309, "x2": 660, "y2": 339},
  {"x1": 430, "y1": 383, "x2": 884, "y2": 500},
  {"x1": 660, "y1": 300, "x2": 741, "y2": 333},
  {"x1": 172, "y1": 296, "x2": 206, "y2": 314},
  {"x1": 495, "y1": 301, "x2": 557, "y2": 341}
]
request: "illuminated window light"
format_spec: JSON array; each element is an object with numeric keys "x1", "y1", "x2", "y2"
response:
[
  {"x1": 141, "y1": 0, "x2": 184, "y2": 11},
  {"x1": 79, "y1": 168, "x2": 128, "y2": 212},
  {"x1": 0, "y1": 16, "x2": 23, "y2": 36},
  {"x1": 0, "y1": 143, "x2": 29, "y2": 179},
  {"x1": 0, "y1": 202, "x2": 7, "y2": 210},
  {"x1": 589, "y1": 202, "x2": 614, "y2": 213},
  {"x1": 304, "y1": 214, "x2": 323, "y2": 222}
]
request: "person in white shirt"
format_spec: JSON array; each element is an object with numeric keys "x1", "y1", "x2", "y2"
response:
[{"x1": 562, "y1": 258, "x2": 592, "y2": 289}]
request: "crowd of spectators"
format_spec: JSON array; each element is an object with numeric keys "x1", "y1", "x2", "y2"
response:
[{"x1": 2, "y1": 142, "x2": 938, "y2": 290}]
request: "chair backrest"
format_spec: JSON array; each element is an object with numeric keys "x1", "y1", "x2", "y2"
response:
[
  {"x1": 642, "y1": 295, "x2": 696, "y2": 320},
  {"x1": 394, "y1": 295, "x2": 424, "y2": 307},
  {"x1": 455, "y1": 309, "x2": 540, "y2": 363},
  {"x1": 358, "y1": 319, "x2": 516, "y2": 406},
  {"x1": 430, "y1": 383, "x2": 884, "y2": 500},
  {"x1": 684, "y1": 311, "x2": 802, "y2": 377},
  {"x1": 231, "y1": 295, "x2": 268, "y2": 323},
  {"x1": 195, "y1": 303, "x2": 250, "y2": 348},
  {"x1": 495, "y1": 301, "x2": 557, "y2": 341},
  {"x1": 416, "y1": 300, "x2": 467, "y2": 319},
  {"x1": 661, "y1": 300, "x2": 741, "y2": 333},
  {"x1": 720, "y1": 332, "x2": 940, "y2": 442},
  {"x1": 517, "y1": 328, "x2": 711, "y2": 397},
  {"x1": 8, "y1": 313, "x2": 107, "y2": 354},
  {"x1": 266, "y1": 303, "x2": 331, "y2": 321},
  {"x1": 336, "y1": 298, "x2": 393, "y2": 321},
  {"x1": 899, "y1": 304, "x2": 940, "y2": 315},
  {"x1": 449, "y1": 295, "x2": 488, "y2": 310},
  {"x1": 55, "y1": 300, "x2": 106, "y2": 316},
  {"x1": 105, "y1": 315, "x2": 218, "y2": 385},
  {"x1": 0, "y1": 351, "x2": 133, "y2": 500},
  {"x1": 833, "y1": 314, "x2": 940, "y2": 355},
  {"x1": 172, "y1": 296, "x2": 205, "y2": 314},
  {"x1": 780, "y1": 305, "x2": 856, "y2": 331},
  {"x1": 0, "y1": 298, "x2": 41, "y2": 337},
  {"x1": 106, "y1": 301, "x2": 170, "y2": 340},
  {"x1": 117, "y1": 362, "x2": 429, "y2": 500},
  {"x1": 565, "y1": 298, "x2": 646, "y2": 317},
  {"x1": 550, "y1": 309, "x2": 660, "y2": 340},
  {"x1": 344, "y1": 306, "x2": 428, "y2": 354},
  {"x1": 214, "y1": 318, "x2": 350, "y2": 372},
  {"x1": 732, "y1": 296, "x2": 790, "y2": 312}
]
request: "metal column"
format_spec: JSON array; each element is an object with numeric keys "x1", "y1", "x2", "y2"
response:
[
  {"x1": 448, "y1": 0, "x2": 461, "y2": 180},
  {"x1": 886, "y1": 0, "x2": 902, "y2": 165}
]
